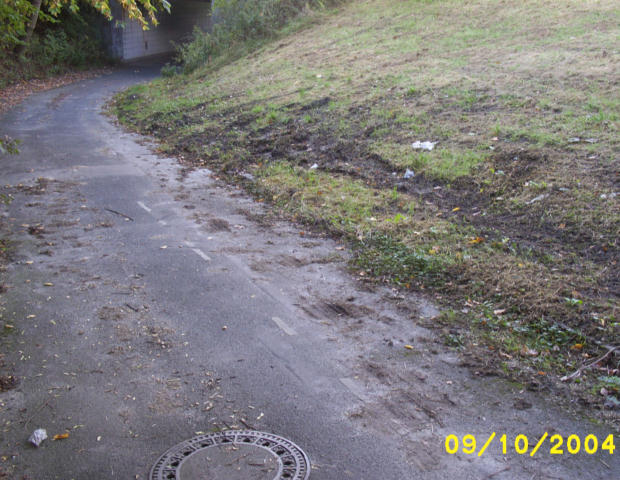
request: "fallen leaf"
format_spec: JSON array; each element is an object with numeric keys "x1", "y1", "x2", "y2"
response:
[
  {"x1": 570, "y1": 343, "x2": 583, "y2": 350},
  {"x1": 468, "y1": 237, "x2": 485, "y2": 244},
  {"x1": 520, "y1": 347, "x2": 538, "y2": 357},
  {"x1": 53, "y1": 432, "x2": 69, "y2": 440},
  {"x1": 493, "y1": 309, "x2": 506, "y2": 315},
  {"x1": 0, "y1": 69, "x2": 105, "y2": 115},
  {"x1": 452, "y1": 207, "x2": 460, "y2": 212}
]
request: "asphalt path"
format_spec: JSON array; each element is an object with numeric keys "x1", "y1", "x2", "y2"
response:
[{"x1": 0, "y1": 64, "x2": 617, "y2": 479}]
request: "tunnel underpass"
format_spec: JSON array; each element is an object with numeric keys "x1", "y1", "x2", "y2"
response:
[{"x1": 106, "y1": 0, "x2": 212, "y2": 61}]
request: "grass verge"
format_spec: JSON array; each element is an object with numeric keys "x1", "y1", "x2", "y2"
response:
[{"x1": 113, "y1": 0, "x2": 619, "y2": 423}]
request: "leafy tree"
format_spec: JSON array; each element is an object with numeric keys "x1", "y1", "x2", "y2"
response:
[
  {"x1": 1, "y1": 0, "x2": 172, "y2": 54},
  {"x1": 0, "y1": 1, "x2": 40, "y2": 52}
]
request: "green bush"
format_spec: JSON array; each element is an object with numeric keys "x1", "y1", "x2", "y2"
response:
[
  {"x1": 160, "y1": 63, "x2": 180, "y2": 78},
  {"x1": 0, "y1": 3, "x2": 108, "y2": 87},
  {"x1": 31, "y1": 4, "x2": 107, "y2": 69},
  {"x1": 177, "y1": 0, "x2": 340, "y2": 73},
  {"x1": 0, "y1": 0, "x2": 35, "y2": 54}
]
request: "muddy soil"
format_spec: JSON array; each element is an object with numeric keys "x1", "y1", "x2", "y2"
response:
[{"x1": 121, "y1": 90, "x2": 618, "y2": 358}]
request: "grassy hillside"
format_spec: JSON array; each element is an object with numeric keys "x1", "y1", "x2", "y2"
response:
[{"x1": 114, "y1": 0, "x2": 619, "y2": 416}]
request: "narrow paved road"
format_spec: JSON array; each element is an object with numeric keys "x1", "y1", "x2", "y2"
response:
[{"x1": 0, "y1": 65, "x2": 617, "y2": 479}]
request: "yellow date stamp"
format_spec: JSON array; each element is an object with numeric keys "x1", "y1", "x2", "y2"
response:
[{"x1": 444, "y1": 433, "x2": 616, "y2": 457}]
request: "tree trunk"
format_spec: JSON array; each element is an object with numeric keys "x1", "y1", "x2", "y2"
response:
[{"x1": 16, "y1": 0, "x2": 43, "y2": 57}]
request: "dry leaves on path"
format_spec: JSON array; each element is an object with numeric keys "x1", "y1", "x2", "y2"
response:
[{"x1": 0, "y1": 69, "x2": 110, "y2": 114}]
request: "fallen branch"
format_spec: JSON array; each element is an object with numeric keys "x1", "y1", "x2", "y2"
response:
[{"x1": 561, "y1": 345, "x2": 619, "y2": 382}]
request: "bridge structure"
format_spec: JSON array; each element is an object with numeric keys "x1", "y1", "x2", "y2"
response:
[{"x1": 105, "y1": 0, "x2": 212, "y2": 61}]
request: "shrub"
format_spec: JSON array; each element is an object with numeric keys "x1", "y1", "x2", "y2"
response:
[
  {"x1": 160, "y1": 63, "x2": 180, "y2": 78},
  {"x1": 0, "y1": 3, "x2": 108, "y2": 87}
]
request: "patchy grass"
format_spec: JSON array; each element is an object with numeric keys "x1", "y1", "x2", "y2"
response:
[
  {"x1": 371, "y1": 143, "x2": 489, "y2": 180},
  {"x1": 113, "y1": 0, "x2": 620, "y2": 420}
]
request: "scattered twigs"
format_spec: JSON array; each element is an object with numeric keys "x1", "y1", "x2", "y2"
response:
[
  {"x1": 104, "y1": 208, "x2": 134, "y2": 221},
  {"x1": 124, "y1": 303, "x2": 139, "y2": 312},
  {"x1": 483, "y1": 466, "x2": 510, "y2": 479},
  {"x1": 225, "y1": 452, "x2": 250, "y2": 466},
  {"x1": 239, "y1": 418, "x2": 254, "y2": 429},
  {"x1": 23, "y1": 399, "x2": 51, "y2": 430},
  {"x1": 561, "y1": 345, "x2": 619, "y2": 382}
]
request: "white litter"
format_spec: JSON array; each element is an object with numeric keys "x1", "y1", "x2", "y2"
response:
[
  {"x1": 527, "y1": 194, "x2": 549, "y2": 205},
  {"x1": 310, "y1": 163, "x2": 319, "y2": 169},
  {"x1": 403, "y1": 169, "x2": 415, "y2": 179},
  {"x1": 29, "y1": 429, "x2": 47, "y2": 447},
  {"x1": 411, "y1": 141, "x2": 437, "y2": 151}
]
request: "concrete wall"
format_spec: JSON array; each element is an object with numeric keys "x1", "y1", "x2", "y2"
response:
[{"x1": 108, "y1": 0, "x2": 212, "y2": 61}]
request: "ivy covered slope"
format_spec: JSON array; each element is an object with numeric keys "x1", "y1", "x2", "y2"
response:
[{"x1": 113, "y1": 0, "x2": 619, "y2": 422}]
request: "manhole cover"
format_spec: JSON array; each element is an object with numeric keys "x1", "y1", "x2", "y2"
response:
[{"x1": 150, "y1": 430, "x2": 311, "y2": 480}]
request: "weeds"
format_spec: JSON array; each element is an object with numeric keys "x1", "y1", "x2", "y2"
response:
[
  {"x1": 353, "y1": 234, "x2": 451, "y2": 286},
  {"x1": 0, "y1": 136, "x2": 19, "y2": 156}
]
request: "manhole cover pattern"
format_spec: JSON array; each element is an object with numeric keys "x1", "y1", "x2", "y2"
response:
[{"x1": 150, "y1": 430, "x2": 311, "y2": 480}]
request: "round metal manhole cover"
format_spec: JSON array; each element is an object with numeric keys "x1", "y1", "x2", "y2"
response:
[{"x1": 150, "y1": 430, "x2": 311, "y2": 480}]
